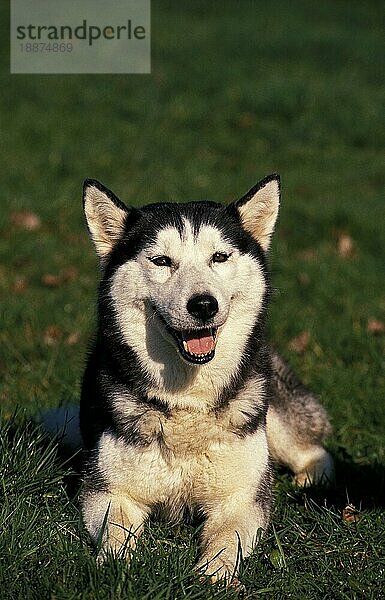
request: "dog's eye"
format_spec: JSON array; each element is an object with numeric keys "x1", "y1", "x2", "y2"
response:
[
  {"x1": 149, "y1": 255, "x2": 172, "y2": 267},
  {"x1": 212, "y1": 252, "x2": 230, "y2": 263}
]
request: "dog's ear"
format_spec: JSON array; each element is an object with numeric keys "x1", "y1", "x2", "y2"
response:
[
  {"x1": 232, "y1": 174, "x2": 280, "y2": 251},
  {"x1": 83, "y1": 179, "x2": 130, "y2": 259}
]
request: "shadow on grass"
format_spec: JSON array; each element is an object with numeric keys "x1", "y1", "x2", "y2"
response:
[
  {"x1": 332, "y1": 454, "x2": 385, "y2": 510},
  {"x1": 276, "y1": 451, "x2": 385, "y2": 512},
  {"x1": 56, "y1": 443, "x2": 85, "y2": 499},
  {"x1": 1, "y1": 411, "x2": 85, "y2": 500}
]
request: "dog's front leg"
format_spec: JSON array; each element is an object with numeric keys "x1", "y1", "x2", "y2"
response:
[
  {"x1": 82, "y1": 491, "x2": 149, "y2": 561},
  {"x1": 197, "y1": 490, "x2": 271, "y2": 583}
]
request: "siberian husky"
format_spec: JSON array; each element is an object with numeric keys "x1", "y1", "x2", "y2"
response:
[{"x1": 77, "y1": 174, "x2": 333, "y2": 582}]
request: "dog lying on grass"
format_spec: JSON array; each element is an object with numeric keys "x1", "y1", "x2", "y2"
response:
[{"x1": 46, "y1": 174, "x2": 333, "y2": 583}]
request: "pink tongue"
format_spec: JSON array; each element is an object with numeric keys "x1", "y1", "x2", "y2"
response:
[{"x1": 186, "y1": 333, "x2": 215, "y2": 355}]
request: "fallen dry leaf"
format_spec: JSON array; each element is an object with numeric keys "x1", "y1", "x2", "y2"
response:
[
  {"x1": 43, "y1": 325, "x2": 61, "y2": 346},
  {"x1": 367, "y1": 318, "x2": 385, "y2": 335},
  {"x1": 63, "y1": 267, "x2": 78, "y2": 282},
  {"x1": 13, "y1": 277, "x2": 28, "y2": 293},
  {"x1": 342, "y1": 504, "x2": 360, "y2": 524},
  {"x1": 41, "y1": 268, "x2": 78, "y2": 287},
  {"x1": 289, "y1": 331, "x2": 310, "y2": 354},
  {"x1": 11, "y1": 211, "x2": 41, "y2": 230},
  {"x1": 337, "y1": 232, "x2": 355, "y2": 258},
  {"x1": 66, "y1": 332, "x2": 80, "y2": 346},
  {"x1": 41, "y1": 274, "x2": 62, "y2": 287}
]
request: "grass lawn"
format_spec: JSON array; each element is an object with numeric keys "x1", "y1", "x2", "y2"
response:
[{"x1": 0, "y1": 0, "x2": 384, "y2": 598}]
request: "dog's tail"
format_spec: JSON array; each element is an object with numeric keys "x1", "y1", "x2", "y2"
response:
[{"x1": 38, "y1": 406, "x2": 82, "y2": 451}]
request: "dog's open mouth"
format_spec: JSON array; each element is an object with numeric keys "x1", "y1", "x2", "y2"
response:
[
  {"x1": 154, "y1": 309, "x2": 218, "y2": 364},
  {"x1": 172, "y1": 327, "x2": 217, "y2": 364},
  {"x1": 165, "y1": 325, "x2": 217, "y2": 364}
]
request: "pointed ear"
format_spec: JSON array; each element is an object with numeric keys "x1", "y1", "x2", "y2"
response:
[
  {"x1": 233, "y1": 174, "x2": 280, "y2": 251},
  {"x1": 83, "y1": 179, "x2": 129, "y2": 259}
]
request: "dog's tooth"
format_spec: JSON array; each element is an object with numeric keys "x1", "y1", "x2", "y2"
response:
[{"x1": 183, "y1": 341, "x2": 188, "y2": 352}]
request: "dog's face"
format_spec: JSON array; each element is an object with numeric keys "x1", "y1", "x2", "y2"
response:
[
  {"x1": 123, "y1": 220, "x2": 258, "y2": 365},
  {"x1": 83, "y1": 176, "x2": 280, "y2": 369}
]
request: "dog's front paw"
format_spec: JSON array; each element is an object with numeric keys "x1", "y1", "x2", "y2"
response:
[
  {"x1": 196, "y1": 553, "x2": 241, "y2": 586},
  {"x1": 96, "y1": 537, "x2": 133, "y2": 566}
]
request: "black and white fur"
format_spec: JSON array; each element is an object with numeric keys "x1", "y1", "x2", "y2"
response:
[{"x1": 78, "y1": 174, "x2": 333, "y2": 582}]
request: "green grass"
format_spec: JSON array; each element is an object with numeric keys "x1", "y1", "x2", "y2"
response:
[{"x1": 0, "y1": 0, "x2": 384, "y2": 597}]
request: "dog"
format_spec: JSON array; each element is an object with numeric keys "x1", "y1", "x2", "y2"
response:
[{"x1": 77, "y1": 174, "x2": 333, "y2": 582}]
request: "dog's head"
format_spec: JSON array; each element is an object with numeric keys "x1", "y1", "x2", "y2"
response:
[{"x1": 83, "y1": 175, "x2": 280, "y2": 368}]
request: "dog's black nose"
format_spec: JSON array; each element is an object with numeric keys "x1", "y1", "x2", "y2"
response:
[{"x1": 187, "y1": 294, "x2": 219, "y2": 322}]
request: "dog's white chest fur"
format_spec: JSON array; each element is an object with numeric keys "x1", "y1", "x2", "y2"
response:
[{"x1": 97, "y1": 408, "x2": 268, "y2": 512}]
